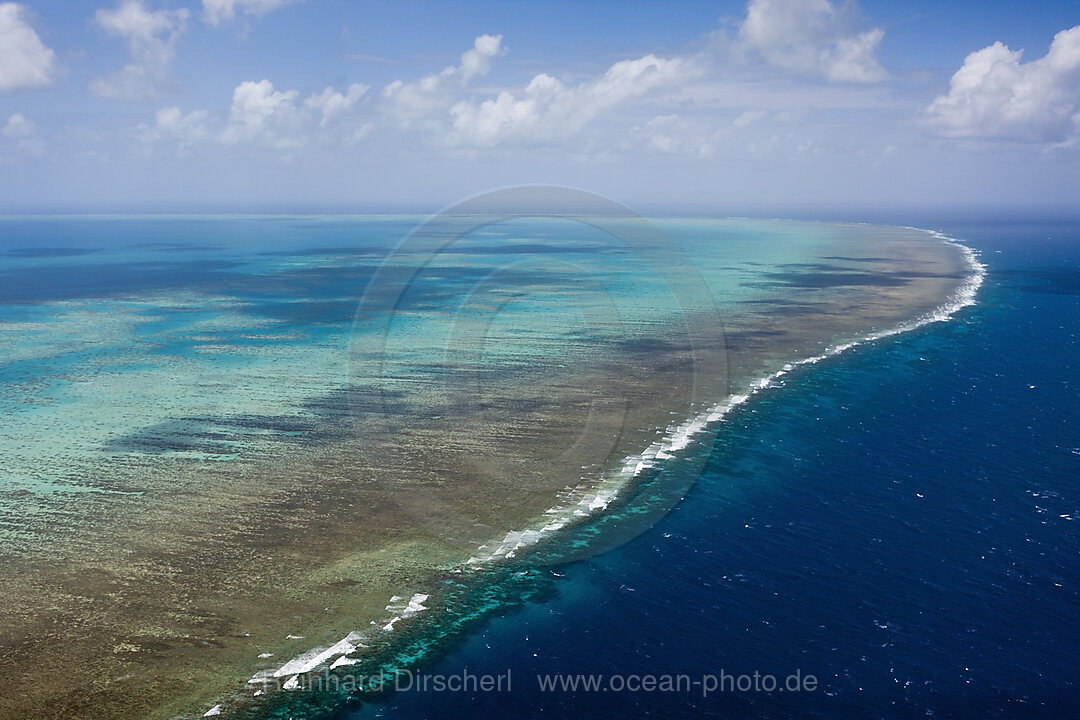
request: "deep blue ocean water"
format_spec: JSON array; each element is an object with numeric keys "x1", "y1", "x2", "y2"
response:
[{"x1": 346, "y1": 221, "x2": 1080, "y2": 719}]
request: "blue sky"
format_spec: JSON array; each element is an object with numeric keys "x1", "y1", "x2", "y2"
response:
[{"x1": 0, "y1": 0, "x2": 1078, "y2": 215}]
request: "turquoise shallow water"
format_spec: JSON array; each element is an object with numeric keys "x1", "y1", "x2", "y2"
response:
[{"x1": 0, "y1": 215, "x2": 949, "y2": 503}]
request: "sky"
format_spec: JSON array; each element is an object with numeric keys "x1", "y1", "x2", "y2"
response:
[{"x1": 0, "y1": 0, "x2": 1078, "y2": 216}]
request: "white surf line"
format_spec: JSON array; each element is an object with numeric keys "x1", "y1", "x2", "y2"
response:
[
  {"x1": 246, "y1": 631, "x2": 365, "y2": 689},
  {"x1": 464, "y1": 228, "x2": 986, "y2": 567},
  {"x1": 464, "y1": 392, "x2": 752, "y2": 566},
  {"x1": 377, "y1": 592, "x2": 430, "y2": 632},
  {"x1": 244, "y1": 592, "x2": 430, "y2": 697}
]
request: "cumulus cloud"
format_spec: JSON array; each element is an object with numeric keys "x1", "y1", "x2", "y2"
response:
[
  {"x1": 0, "y1": 2, "x2": 57, "y2": 92},
  {"x1": 137, "y1": 78, "x2": 370, "y2": 151},
  {"x1": 459, "y1": 33, "x2": 504, "y2": 81},
  {"x1": 926, "y1": 25, "x2": 1080, "y2": 145},
  {"x1": 737, "y1": 0, "x2": 886, "y2": 83},
  {"x1": 129, "y1": 33, "x2": 718, "y2": 154},
  {"x1": 138, "y1": 106, "x2": 209, "y2": 148},
  {"x1": 631, "y1": 114, "x2": 716, "y2": 156},
  {"x1": 305, "y1": 82, "x2": 369, "y2": 127},
  {"x1": 128, "y1": 15, "x2": 896, "y2": 160},
  {"x1": 447, "y1": 53, "x2": 694, "y2": 147},
  {"x1": 89, "y1": 0, "x2": 188, "y2": 100},
  {"x1": 2, "y1": 111, "x2": 45, "y2": 155},
  {"x1": 631, "y1": 110, "x2": 767, "y2": 157},
  {"x1": 2, "y1": 111, "x2": 34, "y2": 137},
  {"x1": 220, "y1": 78, "x2": 303, "y2": 147},
  {"x1": 381, "y1": 34, "x2": 504, "y2": 130},
  {"x1": 202, "y1": 0, "x2": 299, "y2": 27}
]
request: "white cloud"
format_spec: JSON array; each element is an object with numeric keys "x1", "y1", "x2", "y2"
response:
[
  {"x1": 926, "y1": 25, "x2": 1080, "y2": 145},
  {"x1": 460, "y1": 32, "x2": 503, "y2": 81},
  {"x1": 737, "y1": 0, "x2": 886, "y2": 83},
  {"x1": 2, "y1": 111, "x2": 45, "y2": 155},
  {"x1": 305, "y1": 83, "x2": 369, "y2": 127},
  {"x1": 631, "y1": 114, "x2": 714, "y2": 156},
  {"x1": 371, "y1": 17, "x2": 894, "y2": 154},
  {"x1": 447, "y1": 53, "x2": 694, "y2": 147},
  {"x1": 202, "y1": 0, "x2": 298, "y2": 27},
  {"x1": 381, "y1": 34, "x2": 504, "y2": 130},
  {"x1": 2, "y1": 111, "x2": 34, "y2": 137},
  {"x1": 220, "y1": 79, "x2": 302, "y2": 147},
  {"x1": 0, "y1": 2, "x2": 57, "y2": 92},
  {"x1": 89, "y1": 0, "x2": 189, "y2": 100},
  {"x1": 630, "y1": 110, "x2": 768, "y2": 157},
  {"x1": 136, "y1": 79, "x2": 369, "y2": 151},
  {"x1": 139, "y1": 106, "x2": 210, "y2": 147},
  {"x1": 129, "y1": 16, "x2": 896, "y2": 161}
]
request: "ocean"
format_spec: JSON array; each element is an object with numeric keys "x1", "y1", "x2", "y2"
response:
[
  {"x1": 345, "y1": 220, "x2": 1080, "y2": 720},
  {"x1": 1, "y1": 213, "x2": 1073, "y2": 719}
]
